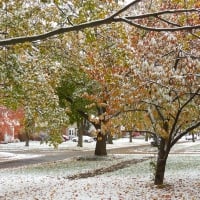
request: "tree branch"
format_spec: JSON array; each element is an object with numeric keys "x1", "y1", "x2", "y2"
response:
[
  {"x1": 156, "y1": 16, "x2": 200, "y2": 39},
  {"x1": 125, "y1": 8, "x2": 199, "y2": 20},
  {"x1": 168, "y1": 87, "x2": 200, "y2": 148},
  {"x1": 0, "y1": 3, "x2": 199, "y2": 46},
  {"x1": 171, "y1": 121, "x2": 200, "y2": 148},
  {"x1": 0, "y1": 18, "x2": 112, "y2": 46},
  {"x1": 120, "y1": 17, "x2": 200, "y2": 32}
]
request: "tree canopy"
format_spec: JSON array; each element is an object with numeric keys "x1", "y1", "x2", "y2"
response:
[{"x1": 0, "y1": 0, "x2": 199, "y2": 46}]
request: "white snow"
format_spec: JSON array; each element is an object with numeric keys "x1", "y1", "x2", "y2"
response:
[
  {"x1": 0, "y1": 152, "x2": 42, "y2": 162},
  {"x1": 0, "y1": 138, "x2": 200, "y2": 200}
]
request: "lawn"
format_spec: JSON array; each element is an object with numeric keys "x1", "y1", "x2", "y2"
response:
[{"x1": 0, "y1": 152, "x2": 200, "y2": 200}]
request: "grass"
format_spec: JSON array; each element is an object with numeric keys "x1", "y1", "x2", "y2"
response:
[
  {"x1": 1, "y1": 154, "x2": 200, "y2": 200},
  {"x1": 4, "y1": 154, "x2": 200, "y2": 179}
]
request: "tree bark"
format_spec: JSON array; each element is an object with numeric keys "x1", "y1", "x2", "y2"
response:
[
  {"x1": 77, "y1": 120, "x2": 83, "y2": 147},
  {"x1": 129, "y1": 132, "x2": 132, "y2": 143},
  {"x1": 192, "y1": 133, "x2": 195, "y2": 142},
  {"x1": 25, "y1": 132, "x2": 29, "y2": 147},
  {"x1": 145, "y1": 133, "x2": 149, "y2": 141},
  {"x1": 24, "y1": 117, "x2": 34, "y2": 147},
  {"x1": 154, "y1": 155, "x2": 167, "y2": 185},
  {"x1": 154, "y1": 138, "x2": 168, "y2": 185},
  {"x1": 107, "y1": 132, "x2": 113, "y2": 144},
  {"x1": 78, "y1": 133, "x2": 83, "y2": 147},
  {"x1": 95, "y1": 132, "x2": 107, "y2": 156}
]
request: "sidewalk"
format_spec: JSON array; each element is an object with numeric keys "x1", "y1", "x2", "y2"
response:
[
  {"x1": 1, "y1": 137, "x2": 199, "y2": 162},
  {"x1": 0, "y1": 138, "x2": 148, "y2": 162}
]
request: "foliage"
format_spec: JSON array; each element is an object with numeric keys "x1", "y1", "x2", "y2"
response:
[
  {"x1": 57, "y1": 67, "x2": 96, "y2": 124},
  {"x1": 0, "y1": 0, "x2": 199, "y2": 182}
]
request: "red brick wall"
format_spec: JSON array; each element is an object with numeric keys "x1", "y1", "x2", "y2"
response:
[{"x1": 0, "y1": 107, "x2": 24, "y2": 141}]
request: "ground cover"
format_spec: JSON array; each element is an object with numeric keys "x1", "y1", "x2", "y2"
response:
[
  {"x1": 0, "y1": 153, "x2": 200, "y2": 200},
  {"x1": 0, "y1": 138, "x2": 200, "y2": 200}
]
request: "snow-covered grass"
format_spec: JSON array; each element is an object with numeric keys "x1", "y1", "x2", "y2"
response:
[
  {"x1": 1, "y1": 139, "x2": 200, "y2": 200},
  {"x1": 0, "y1": 137, "x2": 149, "y2": 162},
  {"x1": 0, "y1": 137, "x2": 148, "y2": 151},
  {"x1": 1, "y1": 154, "x2": 200, "y2": 200}
]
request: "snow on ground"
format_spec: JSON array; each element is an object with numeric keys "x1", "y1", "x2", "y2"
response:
[
  {"x1": 0, "y1": 137, "x2": 149, "y2": 161},
  {"x1": 1, "y1": 138, "x2": 200, "y2": 200},
  {"x1": 0, "y1": 152, "x2": 42, "y2": 162},
  {"x1": 0, "y1": 137, "x2": 148, "y2": 150}
]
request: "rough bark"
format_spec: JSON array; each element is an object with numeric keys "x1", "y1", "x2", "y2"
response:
[
  {"x1": 95, "y1": 132, "x2": 107, "y2": 156},
  {"x1": 25, "y1": 132, "x2": 29, "y2": 147},
  {"x1": 145, "y1": 133, "x2": 149, "y2": 141},
  {"x1": 107, "y1": 132, "x2": 113, "y2": 144},
  {"x1": 154, "y1": 138, "x2": 168, "y2": 185},
  {"x1": 129, "y1": 132, "x2": 132, "y2": 143},
  {"x1": 77, "y1": 120, "x2": 83, "y2": 147},
  {"x1": 154, "y1": 155, "x2": 167, "y2": 185}
]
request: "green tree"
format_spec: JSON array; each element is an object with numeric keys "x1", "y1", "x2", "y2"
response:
[{"x1": 57, "y1": 67, "x2": 95, "y2": 147}]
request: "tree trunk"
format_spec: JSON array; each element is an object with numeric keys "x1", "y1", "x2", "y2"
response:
[
  {"x1": 154, "y1": 155, "x2": 167, "y2": 185},
  {"x1": 145, "y1": 133, "x2": 149, "y2": 142},
  {"x1": 107, "y1": 132, "x2": 113, "y2": 144},
  {"x1": 192, "y1": 133, "x2": 195, "y2": 142},
  {"x1": 129, "y1": 132, "x2": 132, "y2": 143},
  {"x1": 24, "y1": 117, "x2": 34, "y2": 147},
  {"x1": 77, "y1": 120, "x2": 83, "y2": 147},
  {"x1": 95, "y1": 132, "x2": 107, "y2": 156},
  {"x1": 154, "y1": 138, "x2": 169, "y2": 185},
  {"x1": 25, "y1": 132, "x2": 29, "y2": 147},
  {"x1": 78, "y1": 133, "x2": 83, "y2": 147}
]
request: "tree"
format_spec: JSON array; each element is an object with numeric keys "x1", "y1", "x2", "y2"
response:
[
  {"x1": 54, "y1": 1, "x2": 133, "y2": 156},
  {"x1": 57, "y1": 66, "x2": 95, "y2": 148},
  {"x1": 122, "y1": 0, "x2": 200, "y2": 185},
  {"x1": 0, "y1": 0, "x2": 123, "y2": 147},
  {"x1": 57, "y1": 58, "x2": 123, "y2": 155},
  {"x1": 0, "y1": 0, "x2": 199, "y2": 184},
  {"x1": 144, "y1": 85, "x2": 199, "y2": 185},
  {"x1": 0, "y1": 0, "x2": 199, "y2": 46},
  {"x1": 0, "y1": 0, "x2": 70, "y2": 146}
]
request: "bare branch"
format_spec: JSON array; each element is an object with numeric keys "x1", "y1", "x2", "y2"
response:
[
  {"x1": 0, "y1": 2, "x2": 199, "y2": 46},
  {"x1": 156, "y1": 16, "x2": 200, "y2": 39},
  {"x1": 123, "y1": 108, "x2": 148, "y2": 113},
  {"x1": 171, "y1": 120, "x2": 200, "y2": 148},
  {"x1": 125, "y1": 8, "x2": 199, "y2": 20},
  {"x1": 168, "y1": 87, "x2": 200, "y2": 148},
  {"x1": 0, "y1": 18, "x2": 112, "y2": 46},
  {"x1": 120, "y1": 17, "x2": 200, "y2": 32}
]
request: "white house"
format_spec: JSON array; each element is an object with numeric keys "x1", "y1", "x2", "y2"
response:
[{"x1": 66, "y1": 124, "x2": 78, "y2": 139}]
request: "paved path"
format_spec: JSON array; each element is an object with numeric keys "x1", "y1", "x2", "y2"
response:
[
  {"x1": 0, "y1": 144, "x2": 151, "y2": 169},
  {"x1": 0, "y1": 149, "x2": 94, "y2": 169},
  {"x1": 0, "y1": 140, "x2": 200, "y2": 169}
]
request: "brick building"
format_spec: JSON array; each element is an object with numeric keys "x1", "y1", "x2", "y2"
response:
[{"x1": 0, "y1": 106, "x2": 24, "y2": 142}]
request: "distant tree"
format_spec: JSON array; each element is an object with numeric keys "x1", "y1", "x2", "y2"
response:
[{"x1": 57, "y1": 67, "x2": 95, "y2": 148}]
